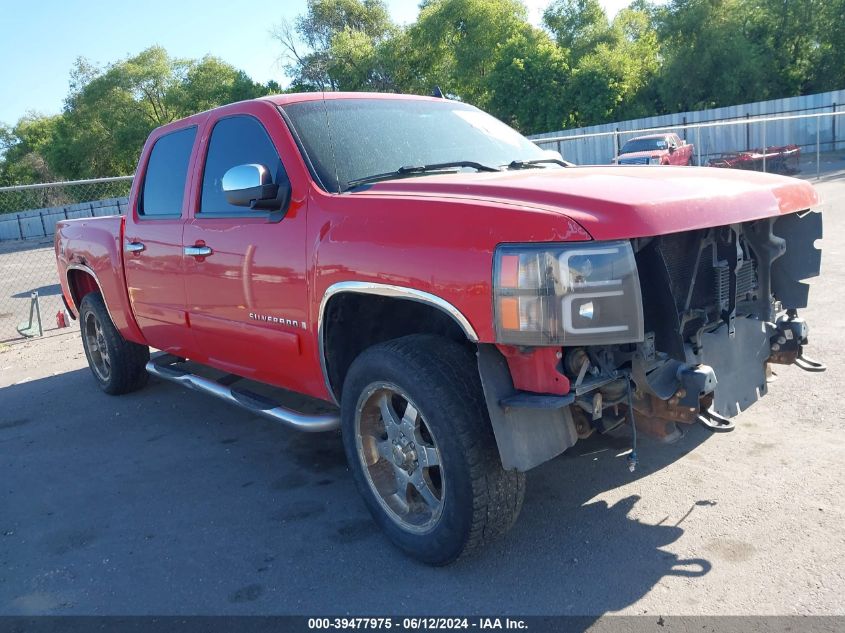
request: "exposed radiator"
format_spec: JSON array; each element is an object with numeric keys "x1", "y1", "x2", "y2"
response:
[{"x1": 653, "y1": 229, "x2": 759, "y2": 338}]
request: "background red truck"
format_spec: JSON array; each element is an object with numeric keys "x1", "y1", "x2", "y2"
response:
[
  {"x1": 55, "y1": 92, "x2": 823, "y2": 564},
  {"x1": 614, "y1": 133, "x2": 695, "y2": 165}
]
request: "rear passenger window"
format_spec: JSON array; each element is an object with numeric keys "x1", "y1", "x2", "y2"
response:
[
  {"x1": 140, "y1": 127, "x2": 196, "y2": 217},
  {"x1": 200, "y1": 116, "x2": 288, "y2": 214}
]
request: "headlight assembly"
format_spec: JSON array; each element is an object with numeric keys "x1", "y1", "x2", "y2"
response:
[{"x1": 494, "y1": 241, "x2": 644, "y2": 346}]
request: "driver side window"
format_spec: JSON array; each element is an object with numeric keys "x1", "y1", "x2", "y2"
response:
[{"x1": 200, "y1": 116, "x2": 289, "y2": 215}]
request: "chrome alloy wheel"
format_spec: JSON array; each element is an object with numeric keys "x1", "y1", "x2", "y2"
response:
[
  {"x1": 84, "y1": 311, "x2": 111, "y2": 382},
  {"x1": 354, "y1": 383, "x2": 445, "y2": 533}
]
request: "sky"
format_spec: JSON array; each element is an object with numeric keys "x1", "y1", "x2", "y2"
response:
[{"x1": 0, "y1": 0, "x2": 635, "y2": 126}]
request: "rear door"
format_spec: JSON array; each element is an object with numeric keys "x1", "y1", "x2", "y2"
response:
[
  {"x1": 123, "y1": 126, "x2": 196, "y2": 355},
  {"x1": 182, "y1": 110, "x2": 308, "y2": 386}
]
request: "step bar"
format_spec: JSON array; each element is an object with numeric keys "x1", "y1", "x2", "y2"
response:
[{"x1": 146, "y1": 355, "x2": 340, "y2": 432}]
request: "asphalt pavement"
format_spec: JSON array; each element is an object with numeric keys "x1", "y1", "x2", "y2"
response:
[{"x1": 1, "y1": 176, "x2": 844, "y2": 616}]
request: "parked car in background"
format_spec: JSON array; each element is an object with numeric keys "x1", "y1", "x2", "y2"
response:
[
  {"x1": 615, "y1": 133, "x2": 694, "y2": 165},
  {"x1": 55, "y1": 93, "x2": 823, "y2": 565},
  {"x1": 709, "y1": 144, "x2": 800, "y2": 174}
]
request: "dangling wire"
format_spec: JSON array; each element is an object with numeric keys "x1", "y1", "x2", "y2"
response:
[{"x1": 625, "y1": 373, "x2": 638, "y2": 473}]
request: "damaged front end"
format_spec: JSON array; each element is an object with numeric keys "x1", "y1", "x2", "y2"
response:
[
  {"x1": 480, "y1": 209, "x2": 823, "y2": 472},
  {"x1": 629, "y1": 210, "x2": 823, "y2": 434}
]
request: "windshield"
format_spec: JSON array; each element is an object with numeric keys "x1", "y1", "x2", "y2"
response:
[
  {"x1": 620, "y1": 138, "x2": 668, "y2": 154},
  {"x1": 281, "y1": 98, "x2": 550, "y2": 192}
]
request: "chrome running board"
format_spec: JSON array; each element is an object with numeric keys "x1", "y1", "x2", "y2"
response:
[{"x1": 146, "y1": 354, "x2": 340, "y2": 432}]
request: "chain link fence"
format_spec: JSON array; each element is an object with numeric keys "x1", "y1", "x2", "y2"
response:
[
  {"x1": 0, "y1": 177, "x2": 132, "y2": 342},
  {"x1": 1, "y1": 114, "x2": 843, "y2": 344},
  {"x1": 532, "y1": 110, "x2": 845, "y2": 175}
]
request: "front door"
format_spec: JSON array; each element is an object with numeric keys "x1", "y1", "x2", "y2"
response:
[
  {"x1": 123, "y1": 125, "x2": 196, "y2": 355},
  {"x1": 182, "y1": 113, "x2": 308, "y2": 387}
]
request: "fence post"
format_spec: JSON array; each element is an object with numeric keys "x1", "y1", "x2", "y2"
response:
[
  {"x1": 696, "y1": 126, "x2": 701, "y2": 166},
  {"x1": 746, "y1": 113, "x2": 751, "y2": 150},
  {"x1": 682, "y1": 116, "x2": 687, "y2": 142},
  {"x1": 762, "y1": 123, "x2": 767, "y2": 173},
  {"x1": 613, "y1": 129, "x2": 619, "y2": 163},
  {"x1": 817, "y1": 117, "x2": 821, "y2": 180},
  {"x1": 833, "y1": 103, "x2": 837, "y2": 152}
]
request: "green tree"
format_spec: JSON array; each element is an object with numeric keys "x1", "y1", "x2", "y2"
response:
[
  {"x1": 0, "y1": 114, "x2": 61, "y2": 186},
  {"x1": 46, "y1": 47, "x2": 273, "y2": 179},
  {"x1": 485, "y1": 27, "x2": 571, "y2": 134},
  {"x1": 324, "y1": 26, "x2": 401, "y2": 91},
  {"x1": 406, "y1": 0, "x2": 529, "y2": 107},
  {"x1": 543, "y1": 0, "x2": 612, "y2": 61},
  {"x1": 274, "y1": 0, "x2": 396, "y2": 91},
  {"x1": 654, "y1": 0, "x2": 770, "y2": 111},
  {"x1": 564, "y1": 4, "x2": 660, "y2": 126},
  {"x1": 810, "y1": 0, "x2": 845, "y2": 93},
  {"x1": 744, "y1": 0, "x2": 843, "y2": 96}
]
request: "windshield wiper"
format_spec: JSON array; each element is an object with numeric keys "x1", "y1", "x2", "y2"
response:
[
  {"x1": 347, "y1": 161, "x2": 500, "y2": 189},
  {"x1": 506, "y1": 158, "x2": 574, "y2": 170}
]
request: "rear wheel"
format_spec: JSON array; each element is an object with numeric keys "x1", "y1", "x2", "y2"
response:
[
  {"x1": 341, "y1": 334, "x2": 525, "y2": 565},
  {"x1": 79, "y1": 293, "x2": 149, "y2": 395}
]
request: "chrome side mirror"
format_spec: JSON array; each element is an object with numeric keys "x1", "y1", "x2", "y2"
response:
[{"x1": 222, "y1": 164, "x2": 290, "y2": 219}]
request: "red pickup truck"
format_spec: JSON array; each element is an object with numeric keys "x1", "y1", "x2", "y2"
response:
[
  {"x1": 615, "y1": 133, "x2": 695, "y2": 165},
  {"x1": 55, "y1": 92, "x2": 824, "y2": 565}
]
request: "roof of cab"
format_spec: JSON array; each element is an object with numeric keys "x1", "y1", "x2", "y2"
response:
[
  {"x1": 146, "y1": 92, "x2": 451, "y2": 138},
  {"x1": 260, "y1": 91, "x2": 443, "y2": 106}
]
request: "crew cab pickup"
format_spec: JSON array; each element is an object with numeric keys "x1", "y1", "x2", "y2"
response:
[
  {"x1": 55, "y1": 93, "x2": 824, "y2": 565},
  {"x1": 615, "y1": 133, "x2": 694, "y2": 165}
]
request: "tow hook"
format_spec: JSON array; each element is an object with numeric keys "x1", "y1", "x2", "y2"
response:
[
  {"x1": 697, "y1": 407, "x2": 735, "y2": 432},
  {"x1": 770, "y1": 310, "x2": 826, "y2": 372},
  {"x1": 795, "y1": 354, "x2": 826, "y2": 372}
]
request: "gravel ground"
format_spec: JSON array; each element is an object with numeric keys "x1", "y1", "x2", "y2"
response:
[{"x1": 0, "y1": 177, "x2": 844, "y2": 617}]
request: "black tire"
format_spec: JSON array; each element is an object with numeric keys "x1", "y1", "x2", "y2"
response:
[
  {"x1": 79, "y1": 292, "x2": 149, "y2": 395},
  {"x1": 340, "y1": 334, "x2": 525, "y2": 565}
]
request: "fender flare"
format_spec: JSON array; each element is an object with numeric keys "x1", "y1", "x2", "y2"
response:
[
  {"x1": 66, "y1": 263, "x2": 115, "y2": 322},
  {"x1": 317, "y1": 281, "x2": 479, "y2": 404}
]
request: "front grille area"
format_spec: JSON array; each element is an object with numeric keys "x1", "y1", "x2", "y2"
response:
[
  {"x1": 618, "y1": 156, "x2": 650, "y2": 165},
  {"x1": 718, "y1": 260, "x2": 758, "y2": 307},
  {"x1": 657, "y1": 231, "x2": 709, "y2": 312},
  {"x1": 653, "y1": 229, "x2": 759, "y2": 339}
]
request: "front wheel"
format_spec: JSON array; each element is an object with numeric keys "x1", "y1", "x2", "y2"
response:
[
  {"x1": 79, "y1": 292, "x2": 150, "y2": 395},
  {"x1": 341, "y1": 334, "x2": 525, "y2": 565}
]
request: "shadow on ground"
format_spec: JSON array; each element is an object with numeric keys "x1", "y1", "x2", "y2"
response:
[
  {"x1": 1, "y1": 367, "x2": 713, "y2": 616},
  {"x1": 11, "y1": 284, "x2": 62, "y2": 299}
]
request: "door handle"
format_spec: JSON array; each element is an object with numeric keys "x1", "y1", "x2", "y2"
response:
[
  {"x1": 184, "y1": 245, "x2": 213, "y2": 257},
  {"x1": 125, "y1": 241, "x2": 145, "y2": 253}
]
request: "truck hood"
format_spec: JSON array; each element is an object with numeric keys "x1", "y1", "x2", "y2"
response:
[
  {"x1": 352, "y1": 166, "x2": 820, "y2": 241},
  {"x1": 615, "y1": 149, "x2": 668, "y2": 161}
]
